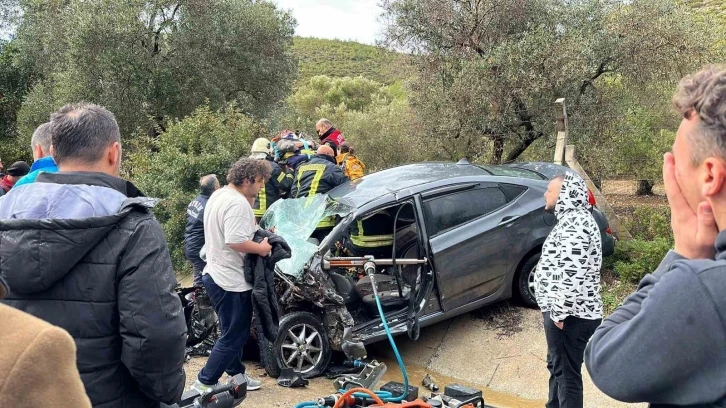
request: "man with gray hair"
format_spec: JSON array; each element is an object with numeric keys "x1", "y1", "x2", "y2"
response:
[
  {"x1": 0, "y1": 103, "x2": 187, "y2": 408},
  {"x1": 315, "y1": 118, "x2": 346, "y2": 157},
  {"x1": 586, "y1": 66, "x2": 726, "y2": 407},
  {"x1": 185, "y1": 174, "x2": 220, "y2": 287},
  {"x1": 14, "y1": 122, "x2": 59, "y2": 188}
]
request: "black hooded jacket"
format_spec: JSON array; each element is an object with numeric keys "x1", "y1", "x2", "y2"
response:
[
  {"x1": 243, "y1": 229, "x2": 291, "y2": 342},
  {"x1": 0, "y1": 172, "x2": 187, "y2": 408}
]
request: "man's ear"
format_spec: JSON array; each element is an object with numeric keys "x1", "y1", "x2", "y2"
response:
[
  {"x1": 107, "y1": 142, "x2": 121, "y2": 167},
  {"x1": 33, "y1": 144, "x2": 44, "y2": 160},
  {"x1": 702, "y1": 157, "x2": 726, "y2": 197}
]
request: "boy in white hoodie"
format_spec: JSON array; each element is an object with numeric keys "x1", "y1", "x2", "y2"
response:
[{"x1": 535, "y1": 172, "x2": 603, "y2": 408}]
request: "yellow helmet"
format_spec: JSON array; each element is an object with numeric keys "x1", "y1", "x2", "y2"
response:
[{"x1": 250, "y1": 138, "x2": 271, "y2": 155}]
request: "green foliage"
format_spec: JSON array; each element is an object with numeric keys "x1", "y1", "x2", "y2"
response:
[
  {"x1": 601, "y1": 277, "x2": 636, "y2": 316},
  {"x1": 13, "y1": 0, "x2": 297, "y2": 141},
  {"x1": 605, "y1": 238, "x2": 672, "y2": 284},
  {"x1": 604, "y1": 206, "x2": 673, "y2": 286},
  {"x1": 0, "y1": 40, "x2": 33, "y2": 164},
  {"x1": 292, "y1": 37, "x2": 412, "y2": 84},
  {"x1": 573, "y1": 78, "x2": 679, "y2": 182},
  {"x1": 341, "y1": 98, "x2": 427, "y2": 171},
  {"x1": 283, "y1": 75, "x2": 427, "y2": 171},
  {"x1": 128, "y1": 103, "x2": 264, "y2": 273},
  {"x1": 285, "y1": 75, "x2": 404, "y2": 130},
  {"x1": 684, "y1": 0, "x2": 726, "y2": 52},
  {"x1": 624, "y1": 206, "x2": 673, "y2": 242}
]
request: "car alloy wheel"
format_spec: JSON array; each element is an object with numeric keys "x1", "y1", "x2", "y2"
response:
[
  {"x1": 517, "y1": 252, "x2": 540, "y2": 308},
  {"x1": 528, "y1": 266, "x2": 537, "y2": 302},
  {"x1": 280, "y1": 323, "x2": 324, "y2": 374}
]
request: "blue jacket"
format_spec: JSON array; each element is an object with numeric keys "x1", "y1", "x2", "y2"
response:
[{"x1": 13, "y1": 156, "x2": 59, "y2": 188}]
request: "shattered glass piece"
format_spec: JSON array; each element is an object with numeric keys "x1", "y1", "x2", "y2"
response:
[{"x1": 260, "y1": 195, "x2": 353, "y2": 278}]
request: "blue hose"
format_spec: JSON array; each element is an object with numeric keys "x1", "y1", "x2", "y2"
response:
[
  {"x1": 336, "y1": 273, "x2": 409, "y2": 404},
  {"x1": 371, "y1": 274, "x2": 409, "y2": 402}
]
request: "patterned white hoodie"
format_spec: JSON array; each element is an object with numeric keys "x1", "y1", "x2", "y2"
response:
[{"x1": 534, "y1": 172, "x2": 603, "y2": 322}]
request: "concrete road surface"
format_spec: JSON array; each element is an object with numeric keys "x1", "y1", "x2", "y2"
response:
[{"x1": 366, "y1": 302, "x2": 646, "y2": 408}]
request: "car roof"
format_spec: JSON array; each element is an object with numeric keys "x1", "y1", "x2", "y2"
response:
[
  {"x1": 328, "y1": 161, "x2": 545, "y2": 208},
  {"x1": 505, "y1": 162, "x2": 574, "y2": 180}
]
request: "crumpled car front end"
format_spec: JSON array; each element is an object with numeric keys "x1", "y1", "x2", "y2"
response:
[{"x1": 260, "y1": 195, "x2": 367, "y2": 360}]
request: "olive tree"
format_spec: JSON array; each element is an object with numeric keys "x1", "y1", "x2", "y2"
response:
[
  {"x1": 13, "y1": 0, "x2": 297, "y2": 141},
  {"x1": 381, "y1": 0, "x2": 716, "y2": 164}
]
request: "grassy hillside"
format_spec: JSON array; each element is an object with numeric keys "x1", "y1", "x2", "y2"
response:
[{"x1": 292, "y1": 37, "x2": 413, "y2": 84}]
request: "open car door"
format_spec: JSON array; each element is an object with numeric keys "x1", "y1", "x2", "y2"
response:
[{"x1": 329, "y1": 200, "x2": 435, "y2": 342}]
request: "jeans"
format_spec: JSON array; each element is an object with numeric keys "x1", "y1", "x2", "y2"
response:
[
  {"x1": 186, "y1": 255, "x2": 206, "y2": 288},
  {"x1": 198, "y1": 274, "x2": 252, "y2": 385},
  {"x1": 543, "y1": 312, "x2": 601, "y2": 408}
]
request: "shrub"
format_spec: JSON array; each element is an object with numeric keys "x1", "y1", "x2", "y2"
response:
[
  {"x1": 128, "y1": 103, "x2": 265, "y2": 273},
  {"x1": 624, "y1": 206, "x2": 672, "y2": 241},
  {"x1": 605, "y1": 238, "x2": 672, "y2": 284},
  {"x1": 342, "y1": 98, "x2": 429, "y2": 171}
]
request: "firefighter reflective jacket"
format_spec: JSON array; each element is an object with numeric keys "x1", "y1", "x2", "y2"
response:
[
  {"x1": 290, "y1": 155, "x2": 349, "y2": 228},
  {"x1": 349, "y1": 210, "x2": 394, "y2": 248},
  {"x1": 253, "y1": 159, "x2": 293, "y2": 218},
  {"x1": 291, "y1": 154, "x2": 348, "y2": 199}
]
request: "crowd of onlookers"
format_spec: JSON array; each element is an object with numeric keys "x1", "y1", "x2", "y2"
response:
[
  {"x1": 0, "y1": 104, "x2": 365, "y2": 407},
  {"x1": 2, "y1": 65, "x2": 726, "y2": 408}
]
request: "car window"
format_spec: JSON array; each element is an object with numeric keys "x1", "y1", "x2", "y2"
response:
[
  {"x1": 477, "y1": 165, "x2": 546, "y2": 180},
  {"x1": 423, "y1": 187, "x2": 508, "y2": 235}
]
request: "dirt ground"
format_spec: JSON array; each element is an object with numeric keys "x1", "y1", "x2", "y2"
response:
[
  {"x1": 177, "y1": 188, "x2": 657, "y2": 408},
  {"x1": 181, "y1": 302, "x2": 646, "y2": 408}
]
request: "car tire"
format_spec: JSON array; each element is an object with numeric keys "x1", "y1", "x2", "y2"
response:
[
  {"x1": 517, "y1": 252, "x2": 540, "y2": 309},
  {"x1": 258, "y1": 330, "x2": 279, "y2": 377},
  {"x1": 268, "y1": 311, "x2": 331, "y2": 379}
]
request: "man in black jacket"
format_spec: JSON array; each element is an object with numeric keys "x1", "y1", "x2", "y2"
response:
[
  {"x1": 291, "y1": 145, "x2": 348, "y2": 199},
  {"x1": 0, "y1": 103, "x2": 187, "y2": 408},
  {"x1": 185, "y1": 174, "x2": 219, "y2": 287},
  {"x1": 291, "y1": 145, "x2": 349, "y2": 242}
]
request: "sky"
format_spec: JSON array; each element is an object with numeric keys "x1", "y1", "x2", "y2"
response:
[{"x1": 273, "y1": 0, "x2": 385, "y2": 45}]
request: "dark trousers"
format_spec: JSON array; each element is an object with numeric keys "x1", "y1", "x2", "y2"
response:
[
  {"x1": 543, "y1": 312, "x2": 601, "y2": 408},
  {"x1": 186, "y1": 254, "x2": 206, "y2": 288},
  {"x1": 198, "y1": 274, "x2": 252, "y2": 385}
]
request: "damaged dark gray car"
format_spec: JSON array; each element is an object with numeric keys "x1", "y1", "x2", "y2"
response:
[{"x1": 259, "y1": 161, "x2": 614, "y2": 378}]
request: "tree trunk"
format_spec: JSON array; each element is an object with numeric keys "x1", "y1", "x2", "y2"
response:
[
  {"x1": 503, "y1": 131, "x2": 544, "y2": 163},
  {"x1": 636, "y1": 180, "x2": 654, "y2": 196},
  {"x1": 492, "y1": 135, "x2": 504, "y2": 164}
]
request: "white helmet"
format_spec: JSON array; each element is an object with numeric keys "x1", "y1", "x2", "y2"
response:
[{"x1": 250, "y1": 137, "x2": 271, "y2": 159}]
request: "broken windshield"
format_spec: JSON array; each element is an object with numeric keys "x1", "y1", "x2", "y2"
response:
[{"x1": 260, "y1": 195, "x2": 354, "y2": 279}]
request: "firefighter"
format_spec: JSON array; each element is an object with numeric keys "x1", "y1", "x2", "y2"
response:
[
  {"x1": 249, "y1": 137, "x2": 293, "y2": 222},
  {"x1": 336, "y1": 142, "x2": 365, "y2": 181},
  {"x1": 291, "y1": 145, "x2": 349, "y2": 241},
  {"x1": 345, "y1": 209, "x2": 395, "y2": 259}
]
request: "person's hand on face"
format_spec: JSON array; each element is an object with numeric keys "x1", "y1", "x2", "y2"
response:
[{"x1": 664, "y1": 152, "x2": 718, "y2": 259}]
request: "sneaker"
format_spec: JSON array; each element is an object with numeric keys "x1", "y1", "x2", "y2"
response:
[
  {"x1": 243, "y1": 373, "x2": 262, "y2": 391},
  {"x1": 192, "y1": 379, "x2": 218, "y2": 395}
]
